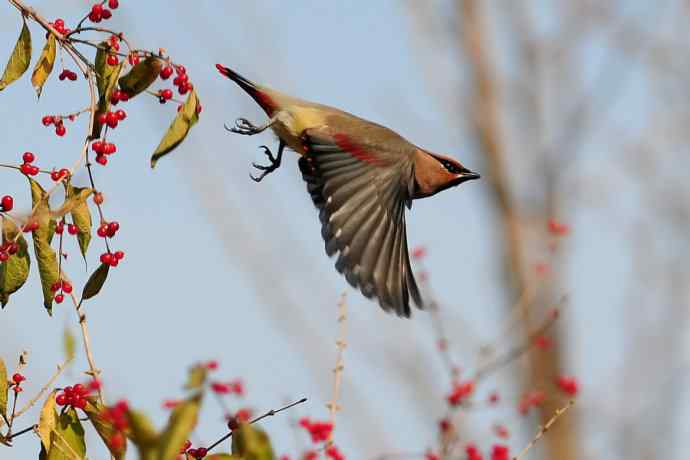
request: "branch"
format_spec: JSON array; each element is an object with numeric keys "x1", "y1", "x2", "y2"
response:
[
  {"x1": 15, "y1": 359, "x2": 71, "y2": 418},
  {"x1": 326, "y1": 293, "x2": 347, "y2": 445},
  {"x1": 513, "y1": 399, "x2": 575, "y2": 460}
]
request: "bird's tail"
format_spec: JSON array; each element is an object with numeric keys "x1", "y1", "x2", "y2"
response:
[{"x1": 215, "y1": 64, "x2": 277, "y2": 116}]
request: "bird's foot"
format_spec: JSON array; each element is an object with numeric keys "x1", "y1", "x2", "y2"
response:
[
  {"x1": 250, "y1": 145, "x2": 282, "y2": 182},
  {"x1": 225, "y1": 117, "x2": 265, "y2": 135}
]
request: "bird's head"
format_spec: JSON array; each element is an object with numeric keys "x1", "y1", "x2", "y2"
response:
[{"x1": 413, "y1": 150, "x2": 480, "y2": 199}]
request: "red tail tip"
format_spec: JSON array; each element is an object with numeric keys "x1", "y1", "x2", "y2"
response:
[{"x1": 215, "y1": 64, "x2": 231, "y2": 77}]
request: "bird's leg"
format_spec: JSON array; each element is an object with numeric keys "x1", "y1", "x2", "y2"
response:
[
  {"x1": 250, "y1": 140, "x2": 285, "y2": 182},
  {"x1": 225, "y1": 116, "x2": 276, "y2": 136}
]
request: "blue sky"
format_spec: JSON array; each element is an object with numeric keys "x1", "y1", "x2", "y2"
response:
[{"x1": 2, "y1": 1, "x2": 687, "y2": 459}]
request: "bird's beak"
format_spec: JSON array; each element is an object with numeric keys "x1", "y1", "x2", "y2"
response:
[{"x1": 460, "y1": 169, "x2": 480, "y2": 181}]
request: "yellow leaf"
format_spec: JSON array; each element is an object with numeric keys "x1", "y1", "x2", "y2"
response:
[
  {"x1": 118, "y1": 56, "x2": 162, "y2": 97},
  {"x1": 93, "y1": 43, "x2": 122, "y2": 138},
  {"x1": 157, "y1": 392, "x2": 202, "y2": 460},
  {"x1": 0, "y1": 19, "x2": 32, "y2": 91},
  {"x1": 0, "y1": 217, "x2": 31, "y2": 308},
  {"x1": 38, "y1": 390, "x2": 58, "y2": 451},
  {"x1": 151, "y1": 90, "x2": 200, "y2": 168},
  {"x1": 31, "y1": 34, "x2": 56, "y2": 98},
  {"x1": 231, "y1": 423, "x2": 275, "y2": 460},
  {"x1": 28, "y1": 178, "x2": 60, "y2": 314},
  {"x1": 0, "y1": 358, "x2": 7, "y2": 419}
]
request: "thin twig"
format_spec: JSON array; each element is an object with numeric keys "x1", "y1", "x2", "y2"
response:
[
  {"x1": 206, "y1": 397, "x2": 308, "y2": 453},
  {"x1": 326, "y1": 293, "x2": 347, "y2": 445},
  {"x1": 513, "y1": 399, "x2": 575, "y2": 460},
  {"x1": 15, "y1": 359, "x2": 71, "y2": 418},
  {"x1": 6, "y1": 423, "x2": 37, "y2": 441}
]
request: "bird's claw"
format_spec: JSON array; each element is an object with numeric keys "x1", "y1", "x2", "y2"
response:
[
  {"x1": 227, "y1": 117, "x2": 262, "y2": 135},
  {"x1": 250, "y1": 145, "x2": 280, "y2": 182}
]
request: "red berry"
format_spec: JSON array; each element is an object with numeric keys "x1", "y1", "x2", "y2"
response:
[
  {"x1": 128, "y1": 54, "x2": 140, "y2": 65},
  {"x1": 59, "y1": 70, "x2": 67, "y2": 81},
  {"x1": 29, "y1": 166, "x2": 39, "y2": 176},
  {"x1": 7, "y1": 243, "x2": 18, "y2": 255},
  {"x1": 93, "y1": 192, "x2": 104, "y2": 205},
  {"x1": 100, "y1": 253, "x2": 113, "y2": 265},
  {"x1": 178, "y1": 84, "x2": 189, "y2": 95},
  {"x1": 42, "y1": 115, "x2": 54, "y2": 126},
  {"x1": 54, "y1": 19, "x2": 64, "y2": 29},
  {"x1": 54, "y1": 293, "x2": 64, "y2": 304},
  {"x1": 51, "y1": 170, "x2": 61, "y2": 181},
  {"x1": 160, "y1": 66, "x2": 173, "y2": 80},
  {"x1": 12, "y1": 373, "x2": 25, "y2": 384},
  {"x1": 55, "y1": 222, "x2": 64, "y2": 234},
  {"x1": 22, "y1": 151, "x2": 35, "y2": 163},
  {"x1": 106, "y1": 111, "x2": 119, "y2": 128},
  {"x1": 55, "y1": 124, "x2": 66, "y2": 136},
  {"x1": 95, "y1": 154, "x2": 108, "y2": 166},
  {"x1": 114, "y1": 250, "x2": 124, "y2": 260},
  {"x1": 195, "y1": 447, "x2": 208, "y2": 458},
  {"x1": 97, "y1": 224, "x2": 108, "y2": 238},
  {"x1": 50, "y1": 281, "x2": 61, "y2": 292},
  {"x1": 175, "y1": 65, "x2": 186, "y2": 75},
  {"x1": 67, "y1": 224, "x2": 78, "y2": 235},
  {"x1": 106, "y1": 54, "x2": 118, "y2": 66},
  {"x1": 196, "y1": 104, "x2": 203, "y2": 114},
  {"x1": 108, "y1": 221, "x2": 120, "y2": 235},
  {"x1": 97, "y1": 113, "x2": 107, "y2": 125},
  {"x1": 115, "y1": 109, "x2": 126, "y2": 120},
  {"x1": 73, "y1": 398, "x2": 87, "y2": 409},
  {"x1": 56, "y1": 393, "x2": 67, "y2": 406},
  {"x1": 91, "y1": 4, "x2": 103, "y2": 14},
  {"x1": 105, "y1": 143, "x2": 117, "y2": 155},
  {"x1": 101, "y1": 8, "x2": 112, "y2": 19},
  {"x1": 1, "y1": 195, "x2": 13, "y2": 212},
  {"x1": 161, "y1": 88, "x2": 173, "y2": 100},
  {"x1": 0, "y1": 252, "x2": 8, "y2": 262},
  {"x1": 108, "y1": 0, "x2": 119, "y2": 9},
  {"x1": 67, "y1": 71, "x2": 77, "y2": 81}
]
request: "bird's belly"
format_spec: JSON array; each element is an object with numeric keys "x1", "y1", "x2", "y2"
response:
[{"x1": 271, "y1": 107, "x2": 327, "y2": 155}]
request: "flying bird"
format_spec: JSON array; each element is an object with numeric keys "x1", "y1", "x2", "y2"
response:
[{"x1": 216, "y1": 64, "x2": 480, "y2": 317}]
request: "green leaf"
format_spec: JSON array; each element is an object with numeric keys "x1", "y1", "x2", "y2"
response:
[
  {"x1": 0, "y1": 358, "x2": 7, "y2": 420},
  {"x1": 81, "y1": 263, "x2": 109, "y2": 301},
  {"x1": 0, "y1": 19, "x2": 31, "y2": 91},
  {"x1": 118, "y1": 56, "x2": 162, "y2": 98},
  {"x1": 84, "y1": 399, "x2": 126, "y2": 460},
  {"x1": 63, "y1": 326, "x2": 76, "y2": 361},
  {"x1": 150, "y1": 90, "x2": 200, "y2": 168},
  {"x1": 185, "y1": 364, "x2": 207, "y2": 391},
  {"x1": 65, "y1": 184, "x2": 93, "y2": 261},
  {"x1": 0, "y1": 217, "x2": 31, "y2": 308},
  {"x1": 93, "y1": 43, "x2": 122, "y2": 138},
  {"x1": 46, "y1": 407, "x2": 86, "y2": 460},
  {"x1": 231, "y1": 423, "x2": 275, "y2": 460},
  {"x1": 127, "y1": 409, "x2": 158, "y2": 447},
  {"x1": 38, "y1": 390, "x2": 58, "y2": 452},
  {"x1": 31, "y1": 33, "x2": 56, "y2": 98},
  {"x1": 28, "y1": 179, "x2": 60, "y2": 314},
  {"x1": 157, "y1": 392, "x2": 202, "y2": 460}
]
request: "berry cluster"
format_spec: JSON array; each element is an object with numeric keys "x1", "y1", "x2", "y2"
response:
[
  {"x1": 92, "y1": 139, "x2": 117, "y2": 165},
  {"x1": 210, "y1": 379, "x2": 244, "y2": 396},
  {"x1": 1, "y1": 194, "x2": 13, "y2": 212},
  {"x1": 186, "y1": 446, "x2": 208, "y2": 459},
  {"x1": 41, "y1": 115, "x2": 67, "y2": 136},
  {"x1": 298, "y1": 418, "x2": 333, "y2": 443},
  {"x1": 10, "y1": 373, "x2": 26, "y2": 394},
  {"x1": 555, "y1": 375, "x2": 578, "y2": 396},
  {"x1": 55, "y1": 383, "x2": 92, "y2": 409},
  {"x1": 547, "y1": 218, "x2": 570, "y2": 236},
  {"x1": 50, "y1": 168, "x2": 71, "y2": 182},
  {"x1": 517, "y1": 390, "x2": 545, "y2": 415},
  {"x1": 0, "y1": 240, "x2": 19, "y2": 263},
  {"x1": 99, "y1": 250, "x2": 125, "y2": 267},
  {"x1": 101, "y1": 400, "x2": 129, "y2": 451},
  {"x1": 110, "y1": 89, "x2": 130, "y2": 105},
  {"x1": 58, "y1": 69, "x2": 78, "y2": 81},
  {"x1": 446, "y1": 380, "x2": 475, "y2": 406},
  {"x1": 19, "y1": 151, "x2": 40, "y2": 176},
  {"x1": 88, "y1": 1, "x2": 118, "y2": 23},
  {"x1": 97, "y1": 109, "x2": 127, "y2": 130},
  {"x1": 50, "y1": 279, "x2": 73, "y2": 304},
  {"x1": 49, "y1": 18, "x2": 70, "y2": 35}
]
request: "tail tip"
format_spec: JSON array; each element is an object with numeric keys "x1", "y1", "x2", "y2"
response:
[{"x1": 215, "y1": 63, "x2": 231, "y2": 77}]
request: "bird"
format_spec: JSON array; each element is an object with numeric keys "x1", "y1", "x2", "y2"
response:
[{"x1": 216, "y1": 64, "x2": 480, "y2": 317}]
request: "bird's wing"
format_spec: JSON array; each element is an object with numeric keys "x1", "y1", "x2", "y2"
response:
[{"x1": 298, "y1": 127, "x2": 424, "y2": 317}]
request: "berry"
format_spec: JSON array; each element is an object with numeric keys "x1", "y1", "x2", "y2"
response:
[
  {"x1": 54, "y1": 221, "x2": 64, "y2": 235},
  {"x1": 196, "y1": 104, "x2": 203, "y2": 114},
  {"x1": 160, "y1": 66, "x2": 173, "y2": 80},
  {"x1": 97, "y1": 113, "x2": 107, "y2": 125},
  {"x1": 97, "y1": 224, "x2": 108, "y2": 238},
  {"x1": 22, "y1": 151, "x2": 35, "y2": 163},
  {"x1": 1, "y1": 195, "x2": 13, "y2": 212},
  {"x1": 55, "y1": 124, "x2": 66, "y2": 136},
  {"x1": 104, "y1": 142, "x2": 117, "y2": 155},
  {"x1": 128, "y1": 54, "x2": 140, "y2": 66},
  {"x1": 96, "y1": 155, "x2": 107, "y2": 166},
  {"x1": 227, "y1": 416, "x2": 239, "y2": 431},
  {"x1": 67, "y1": 224, "x2": 78, "y2": 235},
  {"x1": 51, "y1": 170, "x2": 61, "y2": 181},
  {"x1": 161, "y1": 89, "x2": 173, "y2": 100},
  {"x1": 115, "y1": 109, "x2": 126, "y2": 120},
  {"x1": 93, "y1": 192, "x2": 104, "y2": 205},
  {"x1": 50, "y1": 281, "x2": 61, "y2": 292},
  {"x1": 101, "y1": 8, "x2": 112, "y2": 20},
  {"x1": 54, "y1": 293, "x2": 65, "y2": 304},
  {"x1": 106, "y1": 54, "x2": 118, "y2": 66},
  {"x1": 114, "y1": 250, "x2": 125, "y2": 260},
  {"x1": 7, "y1": 243, "x2": 18, "y2": 255},
  {"x1": 555, "y1": 375, "x2": 579, "y2": 396},
  {"x1": 100, "y1": 252, "x2": 113, "y2": 265},
  {"x1": 0, "y1": 252, "x2": 8, "y2": 262},
  {"x1": 29, "y1": 165, "x2": 39, "y2": 176},
  {"x1": 108, "y1": 0, "x2": 119, "y2": 9},
  {"x1": 42, "y1": 115, "x2": 54, "y2": 126},
  {"x1": 107, "y1": 221, "x2": 120, "y2": 236},
  {"x1": 56, "y1": 393, "x2": 67, "y2": 406},
  {"x1": 92, "y1": 140, "x2": 104, "y2": 154},
  {"x1": 175, "y1": 65, "x2": 186, "y2": 75},
  {"x1": 12, "y1": 373, "x2": 25, "y2": 384}
]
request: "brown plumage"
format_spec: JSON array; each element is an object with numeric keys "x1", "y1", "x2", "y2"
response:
[{"x1": 216, "y1": 64, "x2": 480, "y2": 317}]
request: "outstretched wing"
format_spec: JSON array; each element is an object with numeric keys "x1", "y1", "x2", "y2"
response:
[{"x1": 298, "y1": 127, "x2": 424, "y2": 316}]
